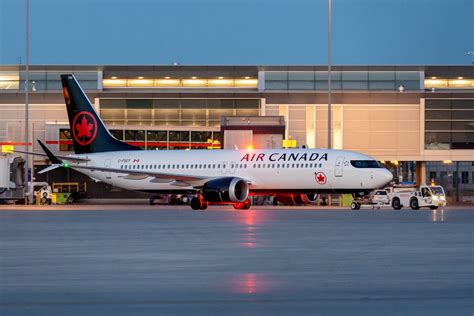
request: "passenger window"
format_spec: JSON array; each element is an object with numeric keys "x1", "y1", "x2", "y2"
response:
[{"x1": 213, "y1": 164, "x2": 216, "y2": 169}]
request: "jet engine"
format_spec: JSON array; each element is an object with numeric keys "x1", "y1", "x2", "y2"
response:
[
  {"x1": 202, "y1": 177, "x2": 249, "y2": 203},
  {"x1": 275, "y1": 193, "x2": 319, "y2": 206}
]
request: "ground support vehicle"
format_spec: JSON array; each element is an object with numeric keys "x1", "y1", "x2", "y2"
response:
[
  {"x1": 388, "y1": 185, "x2": 446, "y2": 210},
  {"x1": 52, "y1": 182, "x2": 87, "y2": 204},
  {"x1": 351, "y1": 189, "x2": 390, "y2": 210},
  {"x1": 0, "y1": 155, "x2": 26, "y2": 204},
  {"x1": 32, "y1": 183, "x2": 52, "y2": 205}
]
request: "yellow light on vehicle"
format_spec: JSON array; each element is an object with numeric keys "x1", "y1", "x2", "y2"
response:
[{"x1": 1, "y1": 144, "x2": 14, "y2": 153}]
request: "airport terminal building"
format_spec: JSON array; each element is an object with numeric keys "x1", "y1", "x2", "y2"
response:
[{"x1": 0, "y1": 65, "x2": 473, "y2": 200}]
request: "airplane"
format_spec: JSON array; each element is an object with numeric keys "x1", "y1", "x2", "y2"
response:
[{"x1": 17, "y1": 74, "x2": 393, "y2": 210}]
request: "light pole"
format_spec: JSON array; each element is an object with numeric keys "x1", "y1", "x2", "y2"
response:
[
  {"x1": 327, "y1": 0, "x2": 332, "y2": 149},
  {"x1": 24, "y1": 0, "x2": 30, "y2": 203}
]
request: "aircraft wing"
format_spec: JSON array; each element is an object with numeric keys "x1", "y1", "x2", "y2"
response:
[
  {"x1": 67, "y1": 164, "x2": 253, "y2": 187},
  {"x1": 69, "y1": 163, "x2": 209, "y2": 184}
]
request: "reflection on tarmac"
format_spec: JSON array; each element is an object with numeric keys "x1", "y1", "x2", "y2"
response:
[
  {"x1": 0, "y1": 206, "x2": 472, "y2": 315},
  {"x1": 431, "y1": 208, "x2": 445, "y2": 222}
]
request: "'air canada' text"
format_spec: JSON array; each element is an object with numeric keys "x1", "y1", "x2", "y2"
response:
[{"x1": 241, "y1": 152, "x2": 328, "y2": 162}]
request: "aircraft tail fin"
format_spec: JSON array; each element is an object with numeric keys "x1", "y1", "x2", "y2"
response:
[{"x1": 61, "y1": 74, "x2": 139, "y2": 154}]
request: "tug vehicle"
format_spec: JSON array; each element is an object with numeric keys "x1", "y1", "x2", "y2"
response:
[{"x1": 387, "y1": 185, "x2": 446, "y2": 210}]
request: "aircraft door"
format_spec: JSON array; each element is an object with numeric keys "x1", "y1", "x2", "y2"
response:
[
  {"x1": 229, "y1": 161, "x2": 236, "y2": 174},
  {"x1": 104, "y1": 159, "x2": 112, "y2": 179},
  {"x1": 220, "y1": 161, "x2": 228, "y2": 174},
  {"x1": 335, "y1": 156, "x2": 344, "y2": 177}
]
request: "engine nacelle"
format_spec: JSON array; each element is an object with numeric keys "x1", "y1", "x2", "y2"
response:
[
  {"x1": 202, "y1": 177, "x2": 249, "y2": 203},
  {"x1": 275, "y1": 193, "x2": 319, "y2": 206}
]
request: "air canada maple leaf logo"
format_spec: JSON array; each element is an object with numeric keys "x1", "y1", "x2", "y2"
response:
[
  {"x1": 315, "y1": 172, "x2": 327, "y2": 185},
  {"x1": 72, "y1": 112, "x2": 98, "y2": 146}
]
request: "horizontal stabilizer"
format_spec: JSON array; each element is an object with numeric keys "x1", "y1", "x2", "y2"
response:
[{"x1": 38, "y1": 164, "x2": 62, "y2": 174}]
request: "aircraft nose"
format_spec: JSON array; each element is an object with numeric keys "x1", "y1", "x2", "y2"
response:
[{"x1": 380, "y1": 168, "x2": 393, "y2": 186}]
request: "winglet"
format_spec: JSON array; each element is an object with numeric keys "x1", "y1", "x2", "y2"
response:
[{"x1": 37, "y1": 140, "x2": 62, "y2": 164}]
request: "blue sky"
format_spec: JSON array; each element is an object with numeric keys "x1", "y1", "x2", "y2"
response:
[{"x1": 0, "y1": 0, "x2": 473, "y2": 65}]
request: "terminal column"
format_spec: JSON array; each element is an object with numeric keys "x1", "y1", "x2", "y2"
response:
[{"x1": 416, "y1": 161, "x2": 426, "y2": 185}]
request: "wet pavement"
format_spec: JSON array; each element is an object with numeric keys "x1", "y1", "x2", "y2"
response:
[{"x1": 0, "y1": 206, "x2": 473, "y2": 315}]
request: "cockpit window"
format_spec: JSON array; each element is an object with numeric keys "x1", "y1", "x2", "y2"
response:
[{"x1": 350, "y1": 160, "x2": 382, "y2": 168}]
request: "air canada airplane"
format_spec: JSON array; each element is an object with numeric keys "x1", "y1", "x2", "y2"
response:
[{"x1": 19, "y1": 74, "x2": 393, "y2": 210}]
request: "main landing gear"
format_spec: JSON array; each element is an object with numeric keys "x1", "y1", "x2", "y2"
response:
[
  {"x1": 190, "y1": 195, "x2": 209, "y2": 210},
  {"x1": 233, "y1": 198, "x2": 251, "y2": 210}
]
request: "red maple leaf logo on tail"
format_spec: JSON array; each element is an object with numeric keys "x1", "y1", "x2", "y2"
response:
[
  {"x1": 71, "y1": 112, "x2": 98, "y2": 146},
  {"x1": 76, "y1": 116, "x2": 93, "y2": 138}
]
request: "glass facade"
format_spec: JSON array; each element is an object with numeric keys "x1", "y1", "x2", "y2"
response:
[
  {"x1": 103, "y1": 77, "x2": 258, "y2": 89},
  {"x1": 100, "y1": 99, "x2": 261, "y2": 127},
  {"x1": 425, "y1": 99, "x2": 474, "y2": 149},
  {"x1": 0, "y1": 71, "x2": 98, "y2": 91},
  {"x1": 425, "y1": 78, "x2": 474, "y2": 90},
  {"x1": 264, "y1": 71, "x2": 421, "y2": 91},
  {"x1": 58, "y1": 128, "x2": 221, "y2": 151}
]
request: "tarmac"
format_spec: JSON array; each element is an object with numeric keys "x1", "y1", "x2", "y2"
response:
[{"x1": 0, "y1": 205, "x2": 473, "y2": 315}]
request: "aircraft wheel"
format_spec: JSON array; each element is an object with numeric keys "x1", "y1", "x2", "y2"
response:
[
  {"x1": 243, "y1": 199, "x2": 252, "y2": 210},
  {"x1": 233, "y1": 202, "x2": 245, "y2": 210},
  {"x1": 190, "y1": 197, "x2": 203, "y2": 210},
  {"x1": 410, "y1": 198, "x2": 419, "y2": 210},
  {"x1": 200, "y1": 201, "x2": 209, "y2": 210}
]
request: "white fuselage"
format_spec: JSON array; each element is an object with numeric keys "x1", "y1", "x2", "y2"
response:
[{"x1": 69, "y1": 148, "x2": 393, "y2": 194}]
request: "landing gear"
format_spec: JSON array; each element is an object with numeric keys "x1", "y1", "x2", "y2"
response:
[
  {"x1": 351, "y1": 201, "x2": 360, "y2": 210},
  {"x1": 191, "y1": 195, "x2": 208, "y2": 210},
  {"x1": 233, "y1": 198, "x2": 252, "y2": 210}
]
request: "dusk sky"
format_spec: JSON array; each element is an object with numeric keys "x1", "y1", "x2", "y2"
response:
[{"x1": 0, "y1": 0, "x2": 473, "y2": 65}]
